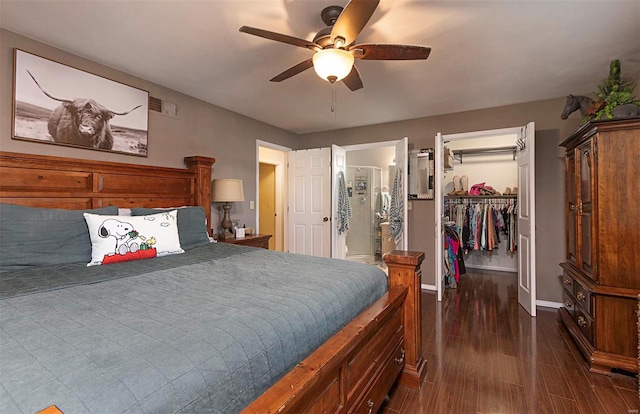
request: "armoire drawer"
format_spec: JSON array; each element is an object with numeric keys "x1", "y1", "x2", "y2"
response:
[
  {"x1": 575, "y1": 307, "x2": 594, "y2": 345},
  {"x1": 562, "y1": 290, "x2": 575, "y2": 315},
  {"x1": 561, "y1": 273, "x2": 574, "y2": 292},
  {"x1": 573, "y1": 279, "x2": 592, "y2": 316}
]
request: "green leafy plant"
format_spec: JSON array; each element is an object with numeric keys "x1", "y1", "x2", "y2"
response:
[{"x1": 588, "y1": 59, "x2": 640, "y2": 121}]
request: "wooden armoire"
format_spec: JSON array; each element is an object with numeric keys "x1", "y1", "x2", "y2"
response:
[{"x1": 558, "y1": 117, "x2": 640, "y2": 375}]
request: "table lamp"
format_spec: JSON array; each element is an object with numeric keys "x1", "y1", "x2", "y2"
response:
[{"x1": 211, "y1": 179, "x2": 244, "y2": 239}]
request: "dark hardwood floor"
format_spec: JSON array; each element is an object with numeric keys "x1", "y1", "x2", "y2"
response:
[{"x1": 381, "y1": 270, "x2": 639, "y2": 413}]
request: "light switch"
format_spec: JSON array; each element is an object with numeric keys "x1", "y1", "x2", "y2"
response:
[
  {"x1": 407, "y1": 201, "x2": 413, "y2": 211},
  {"x1": 249, "y1": 201, "x2": 255, "y2": 210}
]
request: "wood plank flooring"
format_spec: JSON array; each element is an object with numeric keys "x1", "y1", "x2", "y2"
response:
[{"x1": 381, "y1": 269, "x2": 639, "y2": 413}]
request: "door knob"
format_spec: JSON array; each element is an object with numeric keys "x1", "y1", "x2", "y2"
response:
[{"x1": 323, "y1": 217, "x2": 329, "y2": 222}]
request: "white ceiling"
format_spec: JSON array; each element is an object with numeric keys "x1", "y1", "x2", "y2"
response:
[{"x1": 1, "y1": 1, "x2": 639, "y2": 135}]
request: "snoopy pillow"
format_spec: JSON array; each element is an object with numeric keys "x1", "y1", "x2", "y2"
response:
[{"x1": 84, "y1": 210, "x2": 184, "y2": 266}]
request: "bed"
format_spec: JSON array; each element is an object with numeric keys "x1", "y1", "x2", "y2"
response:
[{"x1": 0, "y1": 152, "x2": 426, "y2": 414}]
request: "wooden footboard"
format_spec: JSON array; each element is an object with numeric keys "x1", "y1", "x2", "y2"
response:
[{"x1": 242, "y1": 251, "x2": 425, "y2": 413}]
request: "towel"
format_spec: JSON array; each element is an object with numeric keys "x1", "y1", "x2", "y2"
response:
[
  {"x1": 381, "y1": 191, "x2": 391, "y2": 212},
  {"x1": 336, "y1": 171, "x2": 351, "y2": 235},
  {"x1": 388, "y1": 167, "x2": 403, "y2": 244}
]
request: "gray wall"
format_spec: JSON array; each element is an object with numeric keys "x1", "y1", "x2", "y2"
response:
[
  {"x1": 0, "y1": 29, "x2": 298, "y2": 232},
  {"x1": 300, "y1": 99, "x2": 581, "y2": 304},
  {"x1": 1, "y1": 29, "x2": 581, "y2": 303}
]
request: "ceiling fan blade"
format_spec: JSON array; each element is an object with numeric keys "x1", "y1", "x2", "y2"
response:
[
  {"x1": 342, "y1": 65, "x2": 364, "y2": 91},
  {"x1": 240, "y1": 26, "x2": 320, "y2": 51},
  {"x1": 351, "y1": 44, "x2": 431, "y2": 60},
  {"x1": 270, "y1": 59, "x2": 314, "y2": 82},
  {"x1": 331, "y1": 0, "x2": 380, "y2": 47}
]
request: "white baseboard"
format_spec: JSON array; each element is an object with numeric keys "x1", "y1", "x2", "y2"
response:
[
  {"x1": 420, "y1": 283, "x2": 564, "y2": 309},
  {"x1": 466, "y1": 265, "x2": 517, "y2": 273},
  {"x1": 536, "y1": 300, "x2": 563, "y2": 309},
  {"x1": 420, "y1": 283, "x2": 563, "y2": 309}
]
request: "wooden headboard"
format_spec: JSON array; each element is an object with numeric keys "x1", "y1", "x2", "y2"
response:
[{"x1": 0, "y1": 152, "x2": 216, "y2": 234}]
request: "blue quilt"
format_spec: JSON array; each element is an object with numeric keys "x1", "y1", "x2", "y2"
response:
[{"x1": 0, "y1": 243, "x2": 387, "y2": 413}]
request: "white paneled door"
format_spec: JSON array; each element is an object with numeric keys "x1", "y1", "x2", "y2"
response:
[
  {"x1": 435, "y1": 132, "x2": 444, "y2": 301},
  {"x1": 517, "y1": 122, "x2": 536, "y2": 316},
  {"x1": 288, "y1": 148, "x2": 331, "y2": 257}
]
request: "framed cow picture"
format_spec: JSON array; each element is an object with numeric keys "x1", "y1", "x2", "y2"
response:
[{"x1": 12, "y1": 49, "x2": 149, "y2": 157}]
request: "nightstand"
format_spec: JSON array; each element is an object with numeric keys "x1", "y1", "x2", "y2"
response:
[{"x1": 216, "y1": 234, "x2": 272, "y2": 249}]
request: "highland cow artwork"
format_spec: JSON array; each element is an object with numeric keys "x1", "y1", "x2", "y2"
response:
[{"x1": 12, "y1": 49, "x2": 149, "y2": 157}]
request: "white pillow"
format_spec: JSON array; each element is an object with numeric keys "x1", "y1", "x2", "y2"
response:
[{"x1": 83, "y1": 210, "x2": 184, "y2": 266}]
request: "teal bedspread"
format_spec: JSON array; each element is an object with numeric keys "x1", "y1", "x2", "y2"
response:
[{"x1": 0, "y1": 243, "x2": 387, "y2": 413}]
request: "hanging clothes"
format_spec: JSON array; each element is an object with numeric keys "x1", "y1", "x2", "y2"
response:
[
  {"x1": 444, "y1": 197, "x2": 518, "y2": 256},
  {"x1": 336, "y1": 171, "x2": 352, "y2": 235},
  {"x1": 443, "y1": 223, "x2": 466, "y2": 288},
  {"x1": 388, "y1": 168, "x2": 403, "y2": 244}
]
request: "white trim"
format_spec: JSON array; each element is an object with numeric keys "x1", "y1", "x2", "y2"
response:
[
  {"x1": 342, "y1": 139, "x2": 402, "y2": 151},
  {"x1": 256, "y1": 139, "x2": 292, "y2": 152},
  {"x1": 536, "y1": 300, "x2": 562, "y2": 309},
  {"x1": 421, "y1": 284, "x2": 436, "y2": 291},
  {"x1": 256, "y1": 140, "x2": 292, "y2": 252},
  {"x1": 435, "y1": 132, "x2": 443, "y2": 301}
]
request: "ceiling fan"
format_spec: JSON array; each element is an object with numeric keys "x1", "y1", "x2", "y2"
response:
[{"x1": 239, "y1": 0, "x2": 431, "y2": 91}]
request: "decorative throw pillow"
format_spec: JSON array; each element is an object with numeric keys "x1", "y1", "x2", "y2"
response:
[
  {"x1": 130, "y1": 206, "x2": 210, "y2": 250},
  {"x1": 0, "y1": 204, "x2": 118, "y2": 272},
  {"x1": 83, "y1": 210, "x2": 184, "y2": 266}
]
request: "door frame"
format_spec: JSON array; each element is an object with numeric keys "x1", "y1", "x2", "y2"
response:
[
  {"x1": 331, "y1": 144, "x2": 347, "y2": 259},
  {"x1": 333, "y1": 138, "x2": 409, "y2": 258},
  {"x1": 256, "y1": 140, "x2": 291, "y2": 252},
  {"x1": 435, "y1": 126, "x2": 536, "y2": 314}
]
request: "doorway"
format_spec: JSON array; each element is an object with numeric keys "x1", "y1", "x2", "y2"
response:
[
  {"x1": 259, "y1": 163, "x2": 276, "y2": 251},
  {"x1": 257, "y1": 140, "x2": 290, "y2": 252},
  {"x1": 342, "y1": 145, "x2": 395, "y2": 266},
  {"x1": 435, "y1": 124, "x2": 536, "y2": 316},
  {"x1": 335, "y1": 138, "x2": 408, "y2": 263}
]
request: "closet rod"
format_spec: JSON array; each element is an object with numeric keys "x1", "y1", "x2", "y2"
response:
[{"x1": 453, "y1": 146, "x2": 517, "y2": 163}]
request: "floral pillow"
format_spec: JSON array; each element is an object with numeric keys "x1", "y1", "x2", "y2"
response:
[{"x1": 83, "y1": 210, "x2": 184, "y2": 266}]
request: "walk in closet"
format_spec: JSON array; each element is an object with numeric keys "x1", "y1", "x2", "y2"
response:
[
  {"x1": 435, "y1": 123, "x2": 536, "y2": 315},
  {"x1": 443, "y1": 137, "x2": 518, "y2": 279}
]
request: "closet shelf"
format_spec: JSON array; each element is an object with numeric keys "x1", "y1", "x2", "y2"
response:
[
  {"x1": 453, "y1": 146, "x2": 517, "y2": 163},
  {"x1": 445, "y1": 195, "x2": 517, "y2": 200}
]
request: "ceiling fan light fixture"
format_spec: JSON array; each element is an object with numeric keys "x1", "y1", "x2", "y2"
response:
[{"x1": 312, "y1": 48, "x2": 354, "y2": 83}]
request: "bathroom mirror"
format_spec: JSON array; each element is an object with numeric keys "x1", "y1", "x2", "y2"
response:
[{"x1": 409, "y1": 149, "x2": 434, "y2": 199}]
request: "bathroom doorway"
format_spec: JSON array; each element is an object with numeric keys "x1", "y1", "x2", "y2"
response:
[{"x1": 343, "y1": 142, "x2": 398, "y2": 267}]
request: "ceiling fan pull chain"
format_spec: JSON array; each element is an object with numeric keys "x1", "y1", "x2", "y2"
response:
[{"x1": 331, "y1": 83, "x2": 337, "y2": 115}]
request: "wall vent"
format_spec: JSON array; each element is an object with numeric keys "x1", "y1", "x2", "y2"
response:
[
  {"x1": 149, "y1": 96, "x2": 162, "y2": 112},
  {"x1": 149, "y1": 96, "x2": 178, "y2": 118}
]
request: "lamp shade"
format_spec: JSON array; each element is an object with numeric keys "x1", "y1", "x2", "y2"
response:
[
  {"x1": 313, "y1": 48, "x2": 354, "y2": 82},
  {"x1": 211, "y1": 179, "x2": 244, "y2": 202}
]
